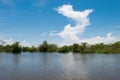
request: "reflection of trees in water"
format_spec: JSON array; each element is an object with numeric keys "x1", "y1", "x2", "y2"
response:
[
  {"x1": 41, "y1": 53, "x2": 48, "y2": 65},
  {"x1": 12, "y1": 54, "x2": 21, "y2": 65},
  {"x1": 40, "y1": 53, "x2": 55, "y2": 66},
  {"x1": 0, "y1": 53, "x2": 2, "y2": 62}
]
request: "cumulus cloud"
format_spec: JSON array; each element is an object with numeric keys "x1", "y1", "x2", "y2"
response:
[
  {"x1": 51, "y1": 4, "x2": 119, "y2": 45},
  {"x1": 81, "y1": 33, "x2": 117, "y2": 45},
  {"x1": 20, "y1": 40, "x2": 32, "y2": 47},
  {"x1": 0, "y1": 38, "x2": 32, "y2": 47},
  {"x1": 54, "y1": 4, "x2": 93, "y2": 44},
  {"x1": 0, "y1": 38, "x2": 15, "y2": 46}
]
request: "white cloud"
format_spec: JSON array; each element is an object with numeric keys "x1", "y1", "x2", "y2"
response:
[
  {"x1": 0, "y1": 38, "x2": 15, "y2": 46},
  {"x1": 54, "y1": 4, "x2": 93, "y2": 45},
  {"x1": 4, "y1": 38, "x2": 14, "y2": 45},
  {"x1": 81, "y1": 33, "x2": 117, "y2": 45},
  {"x1": 51, "y1": 4, "x2": 119, "y2": 45},
  {"x1": 0, "y1": 38, "x2": 32, "y2": 47},
  {"x1": 20, "y1": 40, "x2": 32, "y2": 47}
]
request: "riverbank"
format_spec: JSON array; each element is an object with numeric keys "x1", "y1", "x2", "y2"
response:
[{"x1": 0, "y1": 41, "x2": 120, "y2": 54}]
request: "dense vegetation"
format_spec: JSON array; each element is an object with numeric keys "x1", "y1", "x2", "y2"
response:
[{"x1": 0, "y1": 41, "x2": 120, "y2": 54}]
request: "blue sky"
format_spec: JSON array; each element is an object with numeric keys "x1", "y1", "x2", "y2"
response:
[{"x1": 0, "y1": 0, "x2": 120, "y2": 46}]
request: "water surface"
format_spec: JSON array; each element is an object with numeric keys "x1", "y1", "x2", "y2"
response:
[{"x1": 0, "y1": 52, "x2": 120, "y2": 80}]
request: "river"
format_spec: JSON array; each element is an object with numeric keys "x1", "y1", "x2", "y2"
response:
[{"x1": 0, "y1": 52, "x2": 120, "y2": 80}]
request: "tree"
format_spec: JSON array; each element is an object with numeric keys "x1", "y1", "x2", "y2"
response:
[
  {"x1": 30, "y1": 46, "x2": 38, "y2": 52},
  {"x1": 39, "y1": 41, "x2": 48, "y2": 52},
  {"x1": 72, "y1": 43, "x2": 80, "y2": 52},
  {"x1": 47, "y1": 44, "x2": 58, "y2": 52},
  {"x1": 0, "y1": 45, "x2": 5, "y2": 52},
  {"x1": 79, "y1": 43, "x2": 88, "y2": 53},
  {"x1": 11, "y1": 42, "x2": 21, "y2": 53},
  {"x1": 0, "y1": 40, "x2": 120, "y2": 54},
  {"x1": 22, "y1": 46, "x2": 32, "y2": 52},
  {"x1": 58, "y1": 46, "x2": 69, "y2": 53},
  {"x1": 111, "y1": 41, "x2": 120, "y2": 53}
]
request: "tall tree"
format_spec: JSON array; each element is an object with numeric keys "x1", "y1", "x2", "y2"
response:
[
  {"x1": 39, "y1": 41, "x2": 48, "y2": 52},
  {"x1": 11, "y1": 42, "x2": 21, "y2": 53},
  {"x1": 72, "y1": 43, "x2": 80, "y2": 52}
]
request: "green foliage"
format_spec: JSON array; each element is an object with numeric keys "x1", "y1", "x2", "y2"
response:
[
  {"x1": 0, "y1": 45, "x2": 5, "y2": 52},
  {"x1": 0, "y1": 41, "x2": 120, "y2": 54},
  {"x1": 58, "y1": 46, "x2": 69, "y2": 53},
  {"x1": 22, "y1": 47, "x2": 32, "y2": 52},
  {"x1": 79, "y1": 43, "x2": 88, "y2": 53},
  {"x1": 39, "y1": 41, "x2": 58, "y2": 52},
  {"x1": 11, "y1": 42, "x2": 21, "y2": 53},
  {"x1": 30, "y1": 46, "x2": 38, "y2": 52},
  {"x1": 47, "y1": 44, "x2": 58, "y2": 52},
  {"x1": 5, "y1": 45, "x2": 12, "y2": 52},
  {"x1": 110, "y1": 41, "x2": 120, "y2": 53},
  {"x1": 39, "y1": 41, "x2": 48, "y2": 52},
  {"x1": 72, "y1": 43, "x2": 80, "y2": 52}
]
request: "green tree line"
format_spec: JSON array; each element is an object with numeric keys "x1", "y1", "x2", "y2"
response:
[{"x1": 0, "y1": 41, "x2": 120, "y2": 54}]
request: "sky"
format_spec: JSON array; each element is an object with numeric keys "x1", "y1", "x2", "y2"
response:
[{"x1": 0, "y1": 0, "x2": 120, "y2": 46}]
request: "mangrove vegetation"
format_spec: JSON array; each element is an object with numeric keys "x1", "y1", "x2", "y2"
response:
[{"x1": 0, "y1": 41, "x2": 120, "y2": 54}]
